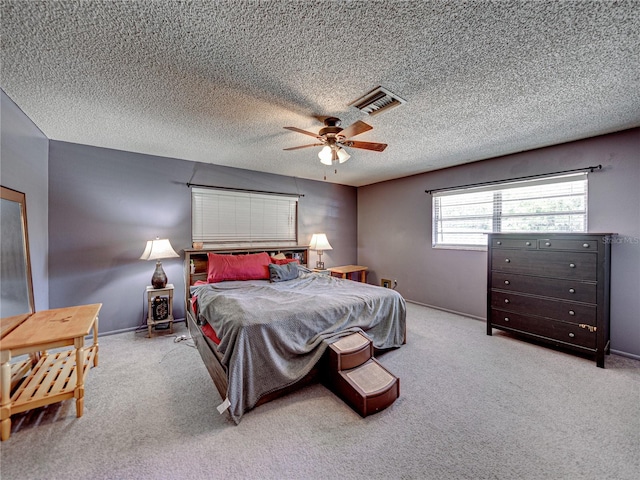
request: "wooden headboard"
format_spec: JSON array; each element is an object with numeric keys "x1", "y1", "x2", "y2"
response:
[{"x1": 183, "y1": 245, "x2": 309, "y2": 311}]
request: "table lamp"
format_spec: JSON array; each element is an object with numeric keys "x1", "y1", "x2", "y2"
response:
[
  {"x1": 309, "y1": 233, "x2": 332, "y2": 269},
  {"x1": 140, "y1": 237, "x2": 179, "y2": 288}
]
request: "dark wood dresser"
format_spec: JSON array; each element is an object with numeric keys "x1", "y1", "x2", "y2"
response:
[{"x1": 487, "y1": 233, "x2": 613, "y2": 367}]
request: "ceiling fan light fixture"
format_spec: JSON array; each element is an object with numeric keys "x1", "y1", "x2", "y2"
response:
[
  {"x1": 337, "y1": 147, "x2": 350, "y2": 163},
  {"x1": 285, "y1": 116, "x2": 386, "y2": 169},
  {"x1": 318, "y1": 146, "x2": 333, "y2": 165}
]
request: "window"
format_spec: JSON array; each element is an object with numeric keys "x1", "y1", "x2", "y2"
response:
[
  {"x1": 192, "y1": 187, "x2": 298, "y2": 247},
  {"x1": 432, "y1": 173, "x2": 588, "y2": 249}
]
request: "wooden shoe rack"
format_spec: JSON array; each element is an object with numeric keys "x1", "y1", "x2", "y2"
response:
[{"x1": 0, "y1": 304, "x2": 101, "y2": 441}]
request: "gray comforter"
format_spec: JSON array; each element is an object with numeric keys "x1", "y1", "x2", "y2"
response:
[{"x1": 191, "y1": 270, "x2": 406, "y2": 423}]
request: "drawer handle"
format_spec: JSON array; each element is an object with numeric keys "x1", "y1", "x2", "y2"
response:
[
  {"x1": 569, "y1": 288, "x2": 575, "y2": 294},
  {"x1": 504, "y1": 299, "x2": 510, "y2": 304},
  {"x1": 582, "y1": 243, "x2": 590, "y2": 248},
  {"x1": 569, "y1": 310, "x2": 575, "y2": 316},
  {"x1": 504, "y1": 280, "x2": 510, "y2": 285},
  {"x1": 569, "y1": 263, "x2": 576, "y2": 268},
  {"x1": 568, "y1": 332, "x2": 575, "y2": 338},
  {"x1": 504, "y1": 317, "x2": 510, "y2": 322},
  {"x1": 545, "y1": 242, "x2": 551, "y2": 247},
  {"x1": 496, "y1": 241, "x2": 502, "y2": 245},
  {"x1": 579, "y1": 324, "x2": 597, "y2": 333},
  {"x1": 525, "y1": 241, "x2": 531, "y2": 246},
  {"x1": 505, "y1": 258, "x2": 511, "y2": 263}
]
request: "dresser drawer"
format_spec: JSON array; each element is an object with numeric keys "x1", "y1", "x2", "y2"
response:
[
  {"x1": 491, "y1": 310, "x2": 596, "y2": 349},
  {"x1": 538, "y1": 238, "x2": 600, "y2": 251},
  {"x1": 491, "y1": 272, "x2": 597, "y2": 303},
  {"x1": 491, "y1": 237, "x2": 537, "y2": 249},
  {"x1": 491, "y1": 291, "x2": 596, "y2": 325},
  {"x1": 491, "y1": 250, "x2": 597, "y2": 280}
]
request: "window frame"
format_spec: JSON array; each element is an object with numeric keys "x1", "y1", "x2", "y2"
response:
[
  {"x1": 432, "y1": 173, "x2": 588, "y2": 250},
  {"x1": 191, "y1": 187, "x2": 299, "y2": 248}
]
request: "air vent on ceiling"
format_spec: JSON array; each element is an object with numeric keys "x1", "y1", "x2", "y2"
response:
[{"x1": 349, "y1": 86, "x2": 406, "y2": 116}]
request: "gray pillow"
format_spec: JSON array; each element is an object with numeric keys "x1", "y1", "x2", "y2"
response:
[{"x1": 269, "y1": 262, "x2": 299, "y2": 282}]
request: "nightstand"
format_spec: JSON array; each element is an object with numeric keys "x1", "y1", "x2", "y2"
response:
[
  {"x1": 312, "y1": 268, "x2": 330, "y2": 275},
  {"x1": 328, "y1": 265, "x2": 368, "y2": 283},
  {"x1": 146, "y1": 284, "x2": 174, "y2": 337}
]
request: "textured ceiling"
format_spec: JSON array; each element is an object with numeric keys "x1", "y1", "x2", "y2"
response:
[{"x1": 1, "y1": 1, "x2": 639, "y2": 187}]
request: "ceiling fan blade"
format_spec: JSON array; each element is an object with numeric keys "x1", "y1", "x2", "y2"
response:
[
  {"x1": 338, "y1": 120, "x2": 373, "y2": 139},
  {"x1": 343, "y1": 140, "x2": 388, "y2": 152},
  {"x1": 283, "y1": 143, "x2": 324, "y2": 151},
  {"x1": 283, "y1": 126, "x2": 322, "y2": 139}
]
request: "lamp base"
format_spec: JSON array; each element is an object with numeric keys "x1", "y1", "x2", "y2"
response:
[
  {"x1": 316, "y1": 250, "x2": 325, "y2": 270},
  {"x1": 151, "y1": 261, "x2": 168, "y2": 289}
]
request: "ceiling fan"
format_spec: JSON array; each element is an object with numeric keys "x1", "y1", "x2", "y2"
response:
[{"x1": 283, "y1": 117, "x2": 387, "y2": 165}]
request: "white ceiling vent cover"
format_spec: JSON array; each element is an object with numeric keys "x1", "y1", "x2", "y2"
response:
[{"x1": 349, "y1": 86, "x2": 406, "y2": 116}]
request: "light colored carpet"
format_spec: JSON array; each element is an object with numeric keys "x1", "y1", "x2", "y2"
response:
[{"x1": 1, "y1": 303, "x2": 638, "y2": 479}]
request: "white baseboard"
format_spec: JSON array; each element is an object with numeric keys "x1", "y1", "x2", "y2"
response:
[
  {"x1": 97, "y1": 318, "x2": 186, "y2": 337},
  {"x1": 610, "y1": 349, "x2": 640, "y2": 361},
  {"x1": 405, "y1": 299, "x2": 484, "y2": 321}
]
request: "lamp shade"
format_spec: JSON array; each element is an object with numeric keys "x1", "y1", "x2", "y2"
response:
[
  {"x1": 319, "y1": 146, "x2": 350, "y2": 166},
  {"x1": 337, "y1": 148, "x2": 350, "y2": 163},
  {"x1": 318, "y1": 146, "x2": 333, "y2": 165},
  {"x1": 140, "y1": 238, "x2": 179, "y2": 289},
  {"x1": 309, "y1": 233, "x2": 332, "y2": 251},
  {"x1": 139, "y1": 238, "x2": 179, "y2": 261}
]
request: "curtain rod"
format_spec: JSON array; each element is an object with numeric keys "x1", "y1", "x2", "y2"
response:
[
  {"x1": 424, "y1": 165, "x2": 602, "y2": 195},
  {"x1": 187, "y1": 183, "x2": 304, "y2": 198}
]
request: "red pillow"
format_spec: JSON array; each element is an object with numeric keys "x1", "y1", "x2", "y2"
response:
[
  {"x1": 207, "y1": 252, "x2": 271, "y2": 283},
  {"x1": 271, "y1": 258, "x2": 300, "y2": 265}
]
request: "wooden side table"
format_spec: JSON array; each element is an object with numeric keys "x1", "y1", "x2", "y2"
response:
[
  {"x1": 0, "y1": 303, "x2": 101, "y2": 441},
  {"x1": 146, "y1": 284, "x2": 174, "y2": 337},
  {"x1": 328, "y1": 265, "x2": 369, "y2": 283}
]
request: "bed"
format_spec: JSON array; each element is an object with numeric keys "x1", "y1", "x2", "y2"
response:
[{"x1": 184, "y1": 246, "x2": 406, "y2": 423}]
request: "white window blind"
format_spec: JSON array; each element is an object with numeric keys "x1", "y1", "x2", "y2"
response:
[
  {"x1": 192, "y1": 187, "x2": 298, "y2": 247},
  {"x1": 432, "y1": 173, "x2": 588, "y2": 248}
]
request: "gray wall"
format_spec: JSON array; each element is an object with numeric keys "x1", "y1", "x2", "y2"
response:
[
  {"x1": 358, "y1": 128, "x2": 640, "y2": 358},
  {"x1": 0, "y1": 90, "x2": 49, "y2": 311},
  {"x1": 48, "y1": 141, "x2": 357, "y2": 333}
]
